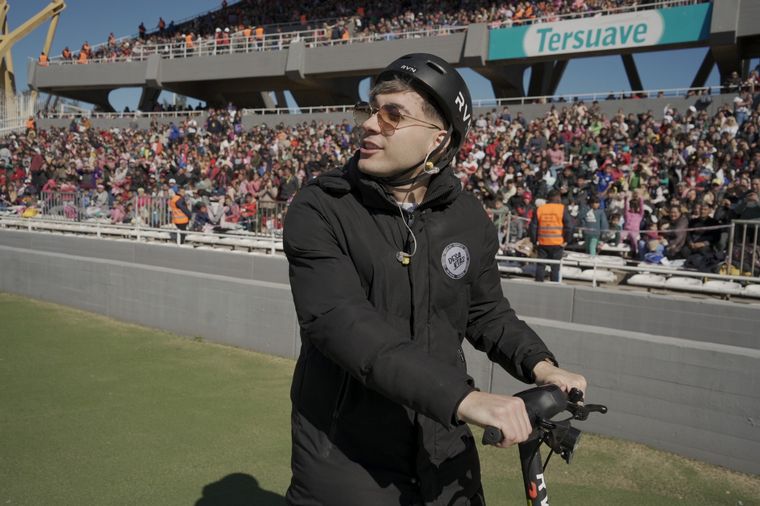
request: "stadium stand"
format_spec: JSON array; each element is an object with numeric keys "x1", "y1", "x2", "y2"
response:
[
  {"x1": 6, "y1": 0, "x2": 760, "y2": 297},
  {"x1": 4, "y1": 75, "x2": 760, "y2": 296},
  {"x1": 48, "y1": 0, "x2": 670, "y2": 64}
]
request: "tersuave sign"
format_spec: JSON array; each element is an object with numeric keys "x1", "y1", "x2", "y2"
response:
[
  {"x1": 488, "y1": 3, "x2": 711, "y2": 60},
  {"x1": 526, "y1": 12, "x2": 661, "y2": 56}
]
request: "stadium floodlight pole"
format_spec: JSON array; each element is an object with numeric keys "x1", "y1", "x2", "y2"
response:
[{"x1": 0, "y1": 0, "x2": 65, "y2": 108}]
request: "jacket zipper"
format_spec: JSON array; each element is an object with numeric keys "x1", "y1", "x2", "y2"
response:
[{"x1": 328, "y1": 372, "x2": 350, "y2": 440}]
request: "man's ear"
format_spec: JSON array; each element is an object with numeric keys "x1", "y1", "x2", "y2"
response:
[{"x1": 431, "y1": 130, "x2": 450, "y2": 152}]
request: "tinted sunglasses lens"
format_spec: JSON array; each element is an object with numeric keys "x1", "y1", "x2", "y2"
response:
[
  {"x1": 378, "y1": 105, "x2": 402, "y2": 128},
  {"x1": 353, "y1": 103, "x2": 371, "y2": 125}
]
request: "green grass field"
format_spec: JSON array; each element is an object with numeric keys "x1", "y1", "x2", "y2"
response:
[{"x1": 1, "y1": 292, "x2": 758, "y2": 505}]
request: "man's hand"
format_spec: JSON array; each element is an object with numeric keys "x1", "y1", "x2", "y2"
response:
[
  {"x1": 532, "y1": 360, "x2": 587, "y2": 393},
  {"x1": 456, "y1": 391, "x2": 532, "y2": 448}
]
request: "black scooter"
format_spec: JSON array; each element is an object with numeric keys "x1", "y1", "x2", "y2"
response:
[{"x1": 482, "y1": 385, "x2": 608, "y2": 506}]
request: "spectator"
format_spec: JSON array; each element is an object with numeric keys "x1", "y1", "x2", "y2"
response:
[
  {"x1": 530, "y1": 189, "x2": 572, "y2": 282},
  {"x1": 277, "y1": 166, "x2": 299, "y2": 202},
  {"x1": 664, "y1": 206, "x2": 690, "y2": 260},
  {"x1": 622, "y1": 191, "x2": 645, "y2": 257},
  {"x1": 169, "y1": 187, "x2": 192, "y2": 243},
  {"x1": 579, "y1": 194, "x2": 608, "y2": 256}
]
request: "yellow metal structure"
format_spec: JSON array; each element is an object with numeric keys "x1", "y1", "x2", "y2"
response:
[{"x1": 0, "y1": 0, "x2": 65, "y2": 107}]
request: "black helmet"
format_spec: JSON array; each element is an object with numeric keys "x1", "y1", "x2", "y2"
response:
[{"x1": 375, "y1": 53, "x2": 472, "y2": 167}]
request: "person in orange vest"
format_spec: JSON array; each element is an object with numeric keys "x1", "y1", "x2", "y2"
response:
[
  {"x1": 77, "y1": 51, "x2": 88, "y2": 64},
  {"x1": 184, "y1": 32, "x2": 194, "y2": 54},
  {"x1": 38, "y1": 52, "x2": 49, "y2": 66},
  {"x1": 169, "y1": 187, "x2": 191, "y2": 243},
  {"x1": 242, "y1": 26, "x2": 252, "y2": 50},
  {"x1": 529, "y1": 189, "x2": 572, "y2": 282},
  {"x1": 254, "y1": 26, "x2": 264, "y2": 49},
  {"x1": 25, "y1": 116, "x2": 36, "y2": 134}
]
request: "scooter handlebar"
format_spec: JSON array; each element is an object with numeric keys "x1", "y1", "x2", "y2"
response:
[{"x1": 481, "y1": 385, "x2": 606, "y2": 446}]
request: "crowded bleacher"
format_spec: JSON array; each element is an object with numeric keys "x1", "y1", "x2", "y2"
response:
[
  {"x1": 48, "y1": 1, "x2": 700, "y2": 64},
  {"x1": 3, "y1": 76, "x2": 760, "y2": 278}
]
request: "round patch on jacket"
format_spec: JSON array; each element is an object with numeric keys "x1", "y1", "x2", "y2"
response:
[{"x1": 441, "y1": 243, "x2": 470, "y2": 279}]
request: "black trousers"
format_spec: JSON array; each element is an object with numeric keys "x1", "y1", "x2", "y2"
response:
[
  {"x1": 173, "y1": 222, "x2": 188, "y2": 244},
  {"x1": 535, "y1": 245, "x2": 563, "y2": 282}
]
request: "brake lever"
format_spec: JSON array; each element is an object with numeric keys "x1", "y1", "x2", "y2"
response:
[{"x1": 567, "y1": 402, "x2": 608, "y2": 421}]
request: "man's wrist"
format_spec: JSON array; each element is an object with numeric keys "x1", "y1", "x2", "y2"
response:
[{"x1": 532, "y1": 358, "x2": 556, "y2": 382}]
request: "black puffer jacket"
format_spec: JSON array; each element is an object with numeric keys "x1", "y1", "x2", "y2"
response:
[{"x1": 283, "y1": 155, "x2": 556, "y2": 506}]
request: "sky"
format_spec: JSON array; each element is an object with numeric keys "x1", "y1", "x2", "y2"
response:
[{"x1": 9, "y1": 0, "x2": 726, "y2": 112}]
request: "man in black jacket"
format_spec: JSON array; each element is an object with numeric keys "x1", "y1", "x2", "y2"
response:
[{"x1": 283, "y1": 53, "x2": 586, "y2": 506}]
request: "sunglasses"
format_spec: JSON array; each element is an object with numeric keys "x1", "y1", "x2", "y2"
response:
[{"x1": 353, "y1": 101, "x2": 442, "y2": 134}]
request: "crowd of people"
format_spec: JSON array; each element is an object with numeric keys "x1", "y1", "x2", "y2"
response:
[
  {"x1": 50, "y1": 0, "x2": 662, "y2": 63},
  {"x1": 3, "y1": 81, "x2": 760, "y2": 274}
]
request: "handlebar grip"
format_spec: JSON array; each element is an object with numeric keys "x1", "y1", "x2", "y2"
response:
[{"x1": 482, "y1": 425, "x2": 503, "y2": 446}]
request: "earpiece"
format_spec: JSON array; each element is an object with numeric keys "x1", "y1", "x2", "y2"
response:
[
  {"x1": 424, "y1": 160, "x2": 440, "y2": 175},
  {"x1": 422, "y1": 150, "x2": 440, "y2": 175}
]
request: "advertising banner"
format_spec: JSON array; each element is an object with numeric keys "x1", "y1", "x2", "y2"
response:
[{"x1": 488, "y1": 3, "x2": 712, "y2": 60}]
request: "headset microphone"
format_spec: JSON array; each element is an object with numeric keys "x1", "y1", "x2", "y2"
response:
[
  {"x1": 423, "y1": 161, "x2": 440, "y2": 175},
  {"x1": 396, "y1": 251, "x2": 412, "y2": 265}
]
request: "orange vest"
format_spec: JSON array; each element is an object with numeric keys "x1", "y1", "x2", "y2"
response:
[
  {"x1": 78, "y1": 52, "x2": 88, "y2": 64},
  {"x1": 255, "y1": 27, "x2": 264, "y2": 40},
  {"x1": 185, "y1": 34, "x2": 194, "y2": 48},
  {"x1": 169, "y1": 195, "x2": 189, "y2": 225},
  {"x1": 536, "y1": 203, "x2": 565, "y2": 246},
  {"x1": 26, "y1": 118, "x2": 36, "y2": 130},
  {"x1": 38, "y1": 54, "x2": 49, "y2": 66}
]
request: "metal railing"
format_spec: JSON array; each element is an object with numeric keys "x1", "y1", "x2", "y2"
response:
[
  {"x1": 35, "y1": 190, "x2": 287, "y2": 237},
  {"x1": 41, "y1": 25, "x2": 467, "y2": 66},
  {"x1": 727, "y1": 219, "x2": 760, "y2": 278},
  {"x1": 34, "y1": 84, "x2": 728, "y2": 121},
  {"x1": 496, "y1": 253, "x2": 760, "y2": 292},
  {"x1": 471, "y1": 86, "x2": 722, "y2": 107},
  {"x1": 490, "y1": 208, "x2": 531, "y2": 245},
  {"x1": 0, "y1": 94, "x2": 38, "y2": 136},
  {"x1": 0, "y1": 214, "x2": 283, "y2": 253}
]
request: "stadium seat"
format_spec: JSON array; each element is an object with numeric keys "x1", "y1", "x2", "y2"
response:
[
  {"x1": 578, "y1": 269, "x2": 616, "y2": 283},
  {"x1": 559, "y1": 266, "x2": 583, "y2": 279},
  {"x1": 664, "y1": 276, "x2": 705, "y2": 292},
  {"x1": 186, "y1": 234, "x2": 221, "y2": 245},
  {"x1": 498, "y1": 260, "x2": 524, "y2": 274},
  {"x1": 742, "y1": 284, "x2": 760, "y2": 298},
  {"x1": 218, "y1": 236, "x2": 259, "y2": 250},
  {"x1": 702, "y1": 280, "x2": 743, "y2": 296},
  {"x1": 627, "y1": 273, "x2": 667, "y2": 288}
]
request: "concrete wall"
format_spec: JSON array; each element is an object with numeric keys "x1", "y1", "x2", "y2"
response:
[{"x1": 1, "y1": 229, "x2": 758, "y2": 474}]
